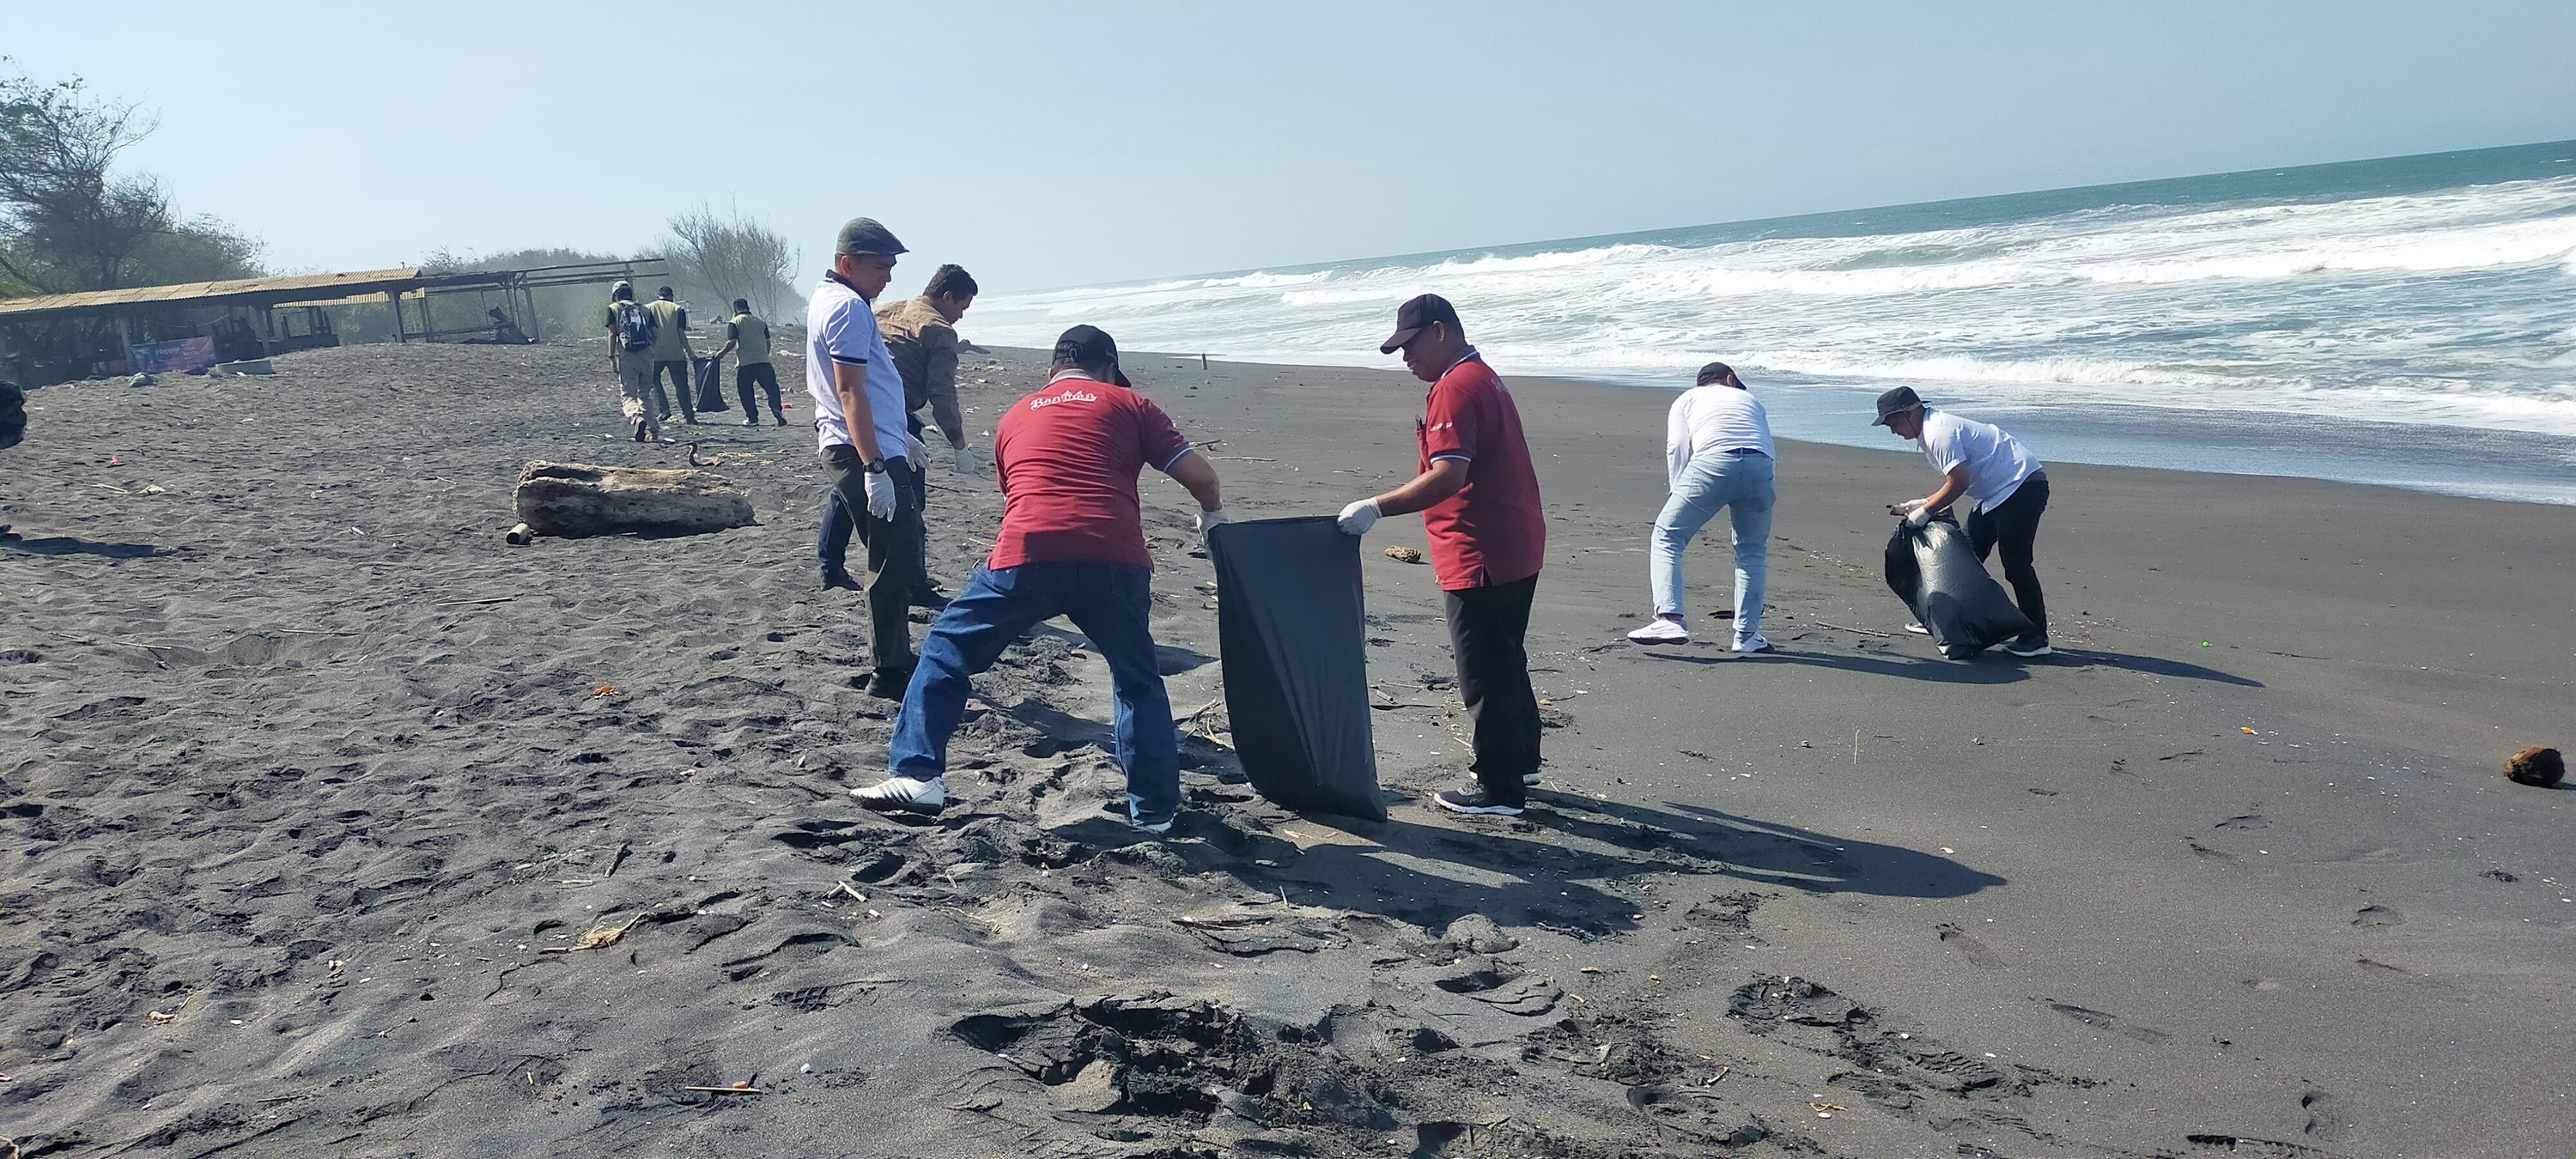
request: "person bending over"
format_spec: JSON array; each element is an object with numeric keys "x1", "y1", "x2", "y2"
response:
[
  {"x1": 1336, "y1": 294, "x2": 1548, "y2": 816},
  {"x1": 872, "y1": 262, "x2": 983, "y2": 606},
  {"x1": 1628, "y1": 361, "x2": 1776, "y2": 651},
  {"x1": 851, "y1": 325, "x2": 1226, "y2": 832},
  {"x1": 1872, "y1": 385, "x2": 2052, "y2": 657}
]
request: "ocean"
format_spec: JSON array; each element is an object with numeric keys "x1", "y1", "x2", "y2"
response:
[{"x1": 971, "y1": 140, "x2": 2576, "y2": 504}]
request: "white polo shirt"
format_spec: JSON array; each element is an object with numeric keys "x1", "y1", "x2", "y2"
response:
[
  {"x1": 804, "y1": 272, "x2": 907, "y2": 458},
  {"x1": 1917, "y1": 407, "x2": 2041, "y2": 513},
  {"x1": 1664, "y1": 385, "x2": 1775, "y2": 483}
]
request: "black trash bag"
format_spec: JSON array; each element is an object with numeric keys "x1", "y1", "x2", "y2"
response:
[
  {"x1": 694, "y1": 357, "x2": 729, "y2": 415},
  {"x1": 1206, "y1": 515, "x2": 1386, "y2": 820},
  {"x1": 0, "y1": 380, "x2": 23, "y2": 452},
  {"x1": 1885, "y1": 516, "x2": 2032, "y2": 660}
]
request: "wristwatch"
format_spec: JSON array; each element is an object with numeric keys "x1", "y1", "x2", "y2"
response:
[{"x1": 863, "y1": 459, "x2": 888, "y2": 475}]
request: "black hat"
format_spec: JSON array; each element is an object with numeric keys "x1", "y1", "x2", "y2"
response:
[
  {"x1": 1380, "y1": 294, "x2": 1461, "y2": 355},
  {"x1": 835, "y1": 217, "x2": 908, "y2": 257},
  {"x1": 1870, "y1": 385, "x2": 1924, "y2": 426},
  {"x1": 1697, "y1": 361, "x2": 1738, "y2": 387},
  {"x1": 1054, "y1": 325, "x2": 1129, "y2": 386}
]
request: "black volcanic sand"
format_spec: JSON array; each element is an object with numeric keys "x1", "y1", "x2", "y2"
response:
[{"x1": 2, "y1": 338, "x2": 2569, "y2": 1158}]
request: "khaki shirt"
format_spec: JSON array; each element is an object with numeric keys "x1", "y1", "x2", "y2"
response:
[
  {"x1": 726, "y1": 313, "x2": 770, "y2": 367},
  {"x1": 875, "y1": 295, "x2": 963, "y2": 445},
  {"x1": 644, "y1": 299, "x2": 689, "y2": 361}
]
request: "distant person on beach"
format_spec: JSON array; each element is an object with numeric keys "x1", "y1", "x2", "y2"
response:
[
  {"x1": 871, "y1": 263, "x2": 982, "y2": 605},
  {"x1": 707, "y1": 298, "x2": 785, "y2": 427},
  {"x1": 1336, "y1": 294, "x2": 1547, "y2": 816},
  {"x1": 603, "y1": 280, "x2": 662, "y2": 442},
  {"x1": 646, "y1": 286, "x2": 698, "y2": 425},
  {"x1": 806, "y1": 217, "x2": 930, "y2": 695},
  {"x1": 851, "y1": 324, "x2": 1226, "y2": 830},
  {"x1": 1873, "y1": 385, "x2": 2052, "y2": 657},
  {"x1": 1627, "y1": 361, "x2": 1776, "y2": 651}
]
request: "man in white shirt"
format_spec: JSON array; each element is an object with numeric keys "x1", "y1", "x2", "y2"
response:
[
  {"x1": 1872, "y1": 385, "x2": 2052, "y2": 657},
  {"x1": 1627, "y1": 361, "x2": 1777, "y2": 651},
  {"x1": 807, "y1": 216, "x2": 933, "y2": 696}
]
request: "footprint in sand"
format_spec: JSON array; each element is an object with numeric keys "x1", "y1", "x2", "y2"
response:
[
  {"x1": 2215, "y1": 813, "x2": 2270, "y2": 830},
  {"x1": 2301, "y1": 1089, "x2": 2351, "y2": 1141},
  {"x1": 2350, "y1": 904, "x2": 2403, "y2": 927},
  {"x1": 2046, "y1": 1001, "x2": 2171, "y2": 1045},
  {"x1": 1935, "y1": 922, "x2": 2004, "y2": 968}
]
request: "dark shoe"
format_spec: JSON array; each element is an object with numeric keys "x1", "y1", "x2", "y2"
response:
[
  {"x1": 632, "y1": 423, "x2": 647, "y2": 443},
  {"x1": 866, "y1": 668, "x2": 914, "y2": 700},
  {"x1": 658, "y1": 412, "x2": 672, "y2": 422},
  {"x1": 821, "y1": 567, "x2": 862, "y2": 592},
  {"x1": 2002, "y1": 635, "x2": 2054, "y2": 658},
  {"x1": 742, "y1": 418, "x2": 760, "y2": 428},
  {"x1": 773, "y1": 413, "x2": 789, "y2": 426},
  {"x1": 1431, "y1": 787, "x2": 1524, "y2": 816},
  {"x1": 908, "y1": 586, "x2": 951, "y2": 610}
]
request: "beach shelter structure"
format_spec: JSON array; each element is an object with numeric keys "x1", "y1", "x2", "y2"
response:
[{"x1": 0, "y1": 259, "x2": 665, "y2": 385}]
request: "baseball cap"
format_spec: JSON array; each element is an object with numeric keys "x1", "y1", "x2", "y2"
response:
[
  {"x1": 834, "y1": 217, "x2": 908, "y2": 257},
  {"x1": 610, "y1": 279, "x2": 632, "y2": 295},
  {"x1": 1696, "y1": 361, "x2": 1737, "y2": 386},
  {"x1": 1380, "y1": 294, "x2": 1461, "y2": 355},
  {"x1": 1870, "y1": 385, "x2": 1925, "y2": 426},
  {"x1": 1054, "y1": 325, "x2": 1130, "y2": 386}
]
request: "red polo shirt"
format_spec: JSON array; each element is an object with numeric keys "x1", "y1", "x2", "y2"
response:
[
  {"x1": 988, "y1": 373, "x2": 1195, "y2": 571},
  {"x1": 1417, "y1": 351, "x2": 1545, "y2": 590}
]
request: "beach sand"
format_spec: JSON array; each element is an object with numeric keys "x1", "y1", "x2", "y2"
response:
[{"x1": 3, "y1": 337, "x2": 2568, "y2": 1157}]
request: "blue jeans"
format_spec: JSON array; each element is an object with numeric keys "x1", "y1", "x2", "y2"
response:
[
  {"x1": 890, "y1": 562, "x2": 1180, "y2": 824},
  {"x1": 1649, "y1": 450, "x2": 1775, "y2": 640}
]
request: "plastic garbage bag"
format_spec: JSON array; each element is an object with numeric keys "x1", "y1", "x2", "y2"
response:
[
  {"x1": 1885, "y1": 516, "x2": 2032, "y2": 659},
  {"x1": 1206, "y1": 515, "x2": 1386, "y2": 819},
  {"x1": 0, "y1": 379, "x2": 23, "y2": 451},
  {"x1": 694, "y1": 357, "x2": 729, "y2": 415}
]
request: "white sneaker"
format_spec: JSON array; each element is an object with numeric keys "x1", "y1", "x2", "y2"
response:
[
  {"x1": 1625, "y1": 617, "x2": 1690, "y2": 644},
  {"x1": 1903, "y1": 622, "x2": 1930, "y2": 635},
  {"x1": 1734, "y1": 634, "x2": 1773, "y2": 653},
  {"x1": 852, "y1": 775, "x2": 945, "y2": 815}
]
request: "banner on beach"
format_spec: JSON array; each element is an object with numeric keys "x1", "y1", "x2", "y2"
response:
[
  {"x1": 1206, "y1": 515, "x2": 1386, "y2": 820},
  {"x1": 127, "y1": 337, "x2": 218, "y2": 375}
]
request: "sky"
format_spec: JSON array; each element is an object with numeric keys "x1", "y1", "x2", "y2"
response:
[{"x1": 10, "y1": 0, "x2": 2576, "y2": 292}]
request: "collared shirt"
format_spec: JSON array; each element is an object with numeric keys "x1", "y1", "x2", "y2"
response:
[
  {"x1": 987, "y1": 369, "x2": 1195, "y2": 572},
  {"x1": 874, "y1": 295, "x2": 965, "y2": 441},
  {"x1": 1417, "y1": 347, "x2": 1546, "y2": 590},
  {"x1": 804, "y1": 272, "x2": 907, "y2": 457},
  {"x1": 726, "y1": 313, "x2": 770, "y2": 367},
  {"x1": 644, "y1": 299, "x2": 688, "y2": 361},
  {"x1": 1917, "y1": 406, "x2": 2042, "y2": 513},
  {"x1": 1664, "y1": 384, "x2": 1775, "y2": 483}
]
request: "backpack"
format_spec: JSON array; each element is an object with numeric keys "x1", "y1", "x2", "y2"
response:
[{"x1": 614, "y1": 300, "x2": 659, "y2": 352}]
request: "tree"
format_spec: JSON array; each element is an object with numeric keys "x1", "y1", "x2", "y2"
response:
[
  {"x1": 0, "y1": 62, "x2": 264, "y2": 294},
  {"x1": 659, "y1": 203, "x2": 799, "y2": 318}
]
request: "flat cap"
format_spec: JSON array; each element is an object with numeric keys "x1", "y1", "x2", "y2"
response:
[{"x1": 835, "y1": 217, "x2": 908, "y2": 257}]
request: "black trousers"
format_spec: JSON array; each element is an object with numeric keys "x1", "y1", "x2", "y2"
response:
[
  {"x1": 736, "y1": 362, "x2": 782, "y2": 419},
  {"x1": 821, "y1": 445, "x2": 921, "y2": 677},
  {"x1": 1965, "y1": 470, "x2": 2048, "y2": 640},
  {"x1": 652, "y1": 359, "x2": 695, "y2": 420},
  {"x1": 1444, "y1": 573, "x2": 1541, "y2": 804}
]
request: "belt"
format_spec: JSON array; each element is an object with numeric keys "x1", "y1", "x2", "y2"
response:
[{"x1": 1722, "y1": 446, "x2": 1769, "y2": 455}]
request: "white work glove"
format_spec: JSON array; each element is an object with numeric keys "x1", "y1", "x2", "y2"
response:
[
  {"x1": 903, "y1": 433, "x2": 928, "y2": 464},
  {"x1": 953, "y1": 445, "x2": 976, "y2": 475},
  {"x1": 863, "y1": 466, "x2": 899, "y2": 519},
  {"x1": 1905, "y1": 504, "x2": 1933, "y2": 529},
  {"x1": 1196, "y1": 508, "x2": 1230, "y2": 537},
  {"x1": 1336, "y1": 498, "x2": 1382, "y2": 537}
]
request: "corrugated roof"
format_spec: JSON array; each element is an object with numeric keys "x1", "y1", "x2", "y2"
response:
[{"x1": 0, "y1": 268, "x2": 424, "y2": 319}]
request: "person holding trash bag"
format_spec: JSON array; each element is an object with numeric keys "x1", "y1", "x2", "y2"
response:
[
  {"x1": 1337, "y1": 294, "x2": 1547, "y2": 816},
  {"x1": 706, "y1": 298, "x2": 786, "y2": 427},
  {"x1": 806, "y1": 217, "x2": 930, "y2": 692},
  {"x1": 850, "y1": 325, "x2": 1226, "y2": 831},
  {"x1": 1872, "y1": 385, "x2": 2052, "y2": 657},
  {"x1": 646, "y1": 286, "x2": 699, "y2": 425},
  {"x1": 1628, "y1": 361, "x2": 1776, "y2": 651}
]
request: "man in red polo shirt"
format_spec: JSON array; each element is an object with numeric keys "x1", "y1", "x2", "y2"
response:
[
  {"x1": 1337, "y1": 294, "x2": 1547, "y2": 816},
  {"x1": 851, "y1": 325, "x2": 1226, "y2": 832}
]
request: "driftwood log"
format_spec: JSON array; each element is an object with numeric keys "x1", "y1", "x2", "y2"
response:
[{"x1": 513, "y1": 461, "x2": 754, "y2": 538}]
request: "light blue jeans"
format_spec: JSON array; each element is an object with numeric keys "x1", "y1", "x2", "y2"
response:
[{"x1": 1649, "y1": 450, "x2": 1775, "y2": 640}]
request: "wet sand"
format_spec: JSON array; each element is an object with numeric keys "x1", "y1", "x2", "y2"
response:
[{"x1": 2, "y1": 337, "x2": 2568, "y2": 1157}]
